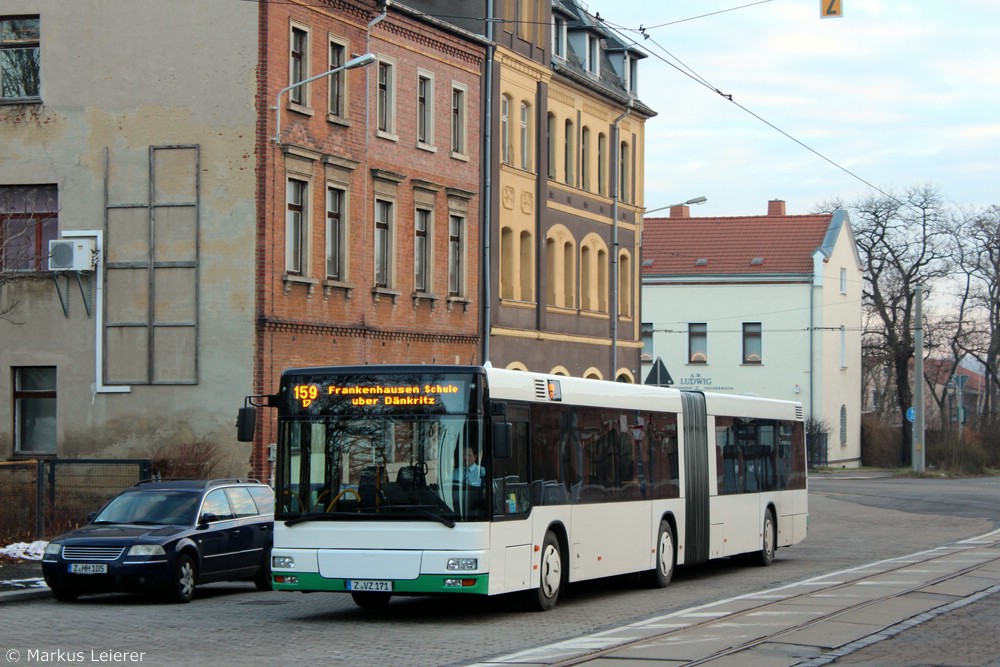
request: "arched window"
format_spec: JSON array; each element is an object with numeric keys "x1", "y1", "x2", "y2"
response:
[
  {"x1": 564, "y1": 119, "x2": 575, "y2": 186},
  {"x1": 598, "y1": 133, "x2": 607, "y2": 196},
  {"x1": 500, "y1": 95, "x2": 511, "y2": 165},
  {"x1": 519, "y1": 230, "x2": 534, "y2": 301},
  {"x1": 547, "y1": 113, "x2": 557, "y2": 179},
  {"x1": 618, "y1": 140, "x2": 631, "y2": 203},
  {"x1": 519, "y1": 101, "x2": 532, "y2": 171},
  {"x1": 618, "y1": 250, "x2": 632, "y2": 317},
  {"x1": 500, "y1": 226, "x2": 515, "y2": 299},
  {"x1": 581, "y1": 126, "x2": 591, "y2": 191}
]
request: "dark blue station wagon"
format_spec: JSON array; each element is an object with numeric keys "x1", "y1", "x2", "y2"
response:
[{"x1": 42, "y1": 479, "x2": 274, "y2": 603}]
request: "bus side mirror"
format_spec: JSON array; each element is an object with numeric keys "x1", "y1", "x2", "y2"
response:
[
  {"x1": 492, "y1": 422, "x2": 511, "y2": 459},
  {"x1": 237, "y1": 407, "x2": 257, "y2": 442}
]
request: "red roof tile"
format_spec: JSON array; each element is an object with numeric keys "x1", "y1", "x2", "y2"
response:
[{"x1": 642, "y1": 213, "x2": 834, "y2": 276}]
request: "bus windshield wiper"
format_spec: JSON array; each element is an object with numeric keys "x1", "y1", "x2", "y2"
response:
[
  {"x1": 386, "y1": 505, "x2": 456, "y2": 528},
  {"x1": 283, "y1": 507, "x2": 456, "y2": 528}
]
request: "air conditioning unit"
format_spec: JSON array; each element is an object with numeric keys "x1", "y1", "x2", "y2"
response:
[{"x1": 49, "y1": 238, "x2": 96, "y2": 271}]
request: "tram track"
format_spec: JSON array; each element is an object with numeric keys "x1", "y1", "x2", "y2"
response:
[{"x1": 494, "y1": 530, "x2": 1000, "y2": 667}]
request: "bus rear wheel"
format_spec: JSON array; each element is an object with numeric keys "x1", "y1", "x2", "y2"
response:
[
  {"x1": 756, "y1": 509, "x2": 776, "y2": 566},
  {"x1": 642, "y1": 520, "x2": 675, "y2": 588},
  {"x1": 529, "y1": 531, "x2": 562, "y2": 611}
]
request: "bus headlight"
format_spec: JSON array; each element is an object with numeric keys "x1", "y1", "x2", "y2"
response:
[
  {"x1": 272, "y1": 555, "x2": 295, "y2": 569},
  {"x1": 447, "y1": 558, "x2": 477, "y2": 571}
]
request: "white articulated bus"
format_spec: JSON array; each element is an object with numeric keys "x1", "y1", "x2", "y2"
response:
[{"x1": 238, "y1": 364, "x2": 807, "y2": 611}]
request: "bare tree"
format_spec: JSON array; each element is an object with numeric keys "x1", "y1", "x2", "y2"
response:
[{"x1": 850, "y1": 184, "x2": 953, "y2": 465}]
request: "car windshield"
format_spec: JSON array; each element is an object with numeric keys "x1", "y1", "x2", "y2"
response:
[{"x1": 93, "y1": 490, "x2": 201, "y2": 526}]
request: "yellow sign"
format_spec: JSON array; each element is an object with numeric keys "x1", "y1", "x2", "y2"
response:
[{"x1": 822, "y1": 0, "x2": 843, "y2": 18}]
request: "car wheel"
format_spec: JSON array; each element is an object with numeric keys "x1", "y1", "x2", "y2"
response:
[
  {"x1": 350, "y1": 591, "x2": 391, "y2": 609},
  {"x1": 168, "y1": 553, "x2": 197, "y2": 603},
  {"x1": 48, "y1": 580, "x2": 80, "y2": 602},
  {"x1": 253, "y1": 550, "x2": 272, "y2": 591}
]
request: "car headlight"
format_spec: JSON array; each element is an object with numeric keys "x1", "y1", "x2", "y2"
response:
[
  {"x1": 44, "y1": 542, "x2": 62, "y2": 556},
  {"x1": 126, "y1": 544, "x2": 166, "y2": 556}
]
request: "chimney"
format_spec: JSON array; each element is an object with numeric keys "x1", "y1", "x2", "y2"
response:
[
  {"x1": 669, "y1": 205, "x2": 690, "y2": 218},
  {"x1": 767, "y1": 199, "x2": 786, "y2": 216}
]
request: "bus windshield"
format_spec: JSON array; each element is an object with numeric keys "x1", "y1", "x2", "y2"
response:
[{"x1": 274, "y1": 370, "x2": 489, "y2": 524}]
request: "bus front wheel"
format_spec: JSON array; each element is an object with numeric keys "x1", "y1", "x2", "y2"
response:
[
  {"x1": 756, "y1": 509, "x2": 776, "y2": 566},
  {"x1": 351, "y1": 591, "x2": 392, "y2": 609},
  {"x1": 530, "y1": 531, "x2": 562, "y2": 611},
  {"x1": 643, "y1": 520, "x2": 675, "y2": 588}
]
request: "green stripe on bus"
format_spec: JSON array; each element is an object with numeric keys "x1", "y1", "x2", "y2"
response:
[{"x1": 273, "y1": 572, "x2": 489, "y2": 595}]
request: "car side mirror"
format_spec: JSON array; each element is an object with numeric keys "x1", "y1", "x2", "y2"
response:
[{"x1": 198, "y1": 512, "x2": 219, "y2": 526}]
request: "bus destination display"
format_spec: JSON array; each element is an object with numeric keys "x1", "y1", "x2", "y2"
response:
[{"x1": 283, "y1": 374, "x2": 472, "y2": 414}]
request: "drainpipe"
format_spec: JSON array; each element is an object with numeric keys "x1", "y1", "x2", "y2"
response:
[
  {"x1": 481, "y1": 0, "x2": 494, "y2": 366},
  {"x1": 609, "y1": 100, "x2": 632, "y2": 380},
  {"x1": 63, "y1": 228, "x2": 129, "y2": 396}
]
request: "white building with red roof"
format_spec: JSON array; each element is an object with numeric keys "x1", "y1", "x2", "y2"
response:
[{"x1": 641, "y1": 200, "x2": 863, "y2": 467}]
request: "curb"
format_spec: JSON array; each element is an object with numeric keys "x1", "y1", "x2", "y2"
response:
[{"x1": 0, "y1": 587, "x2": 50, "y2": 604}]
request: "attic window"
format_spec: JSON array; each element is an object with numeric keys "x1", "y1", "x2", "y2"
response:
[
  {"x1": 694, "y1": 258, "x2": 708, "y2": 266},
  {"x1": 641, "y1": 259, "x2": 654, "y2": 267},
  {"x1": 750, "y1": 257, "x2": 764, "y2": 265}
]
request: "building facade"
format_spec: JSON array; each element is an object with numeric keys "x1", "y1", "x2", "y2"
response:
[
  {"x1": 641, "y1": 201, "x2": 863, "y2": 467},
  {"x1": 0, "y1": 0, "x2": 485, "y2": 479},
  {"x1": 1, "y1": 0, "x2": 259, "y2": 464},
  {"x1": 253, "y1": 0, "x2": 486, "y2": 476}
]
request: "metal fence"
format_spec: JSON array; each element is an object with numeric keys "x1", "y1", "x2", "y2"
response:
[
  {"x1": 807, "y1": 432, "x2": 829, "y2": 468},
  {"x1": 0, "y1": 459, "x2": 151, "y2": 541}
]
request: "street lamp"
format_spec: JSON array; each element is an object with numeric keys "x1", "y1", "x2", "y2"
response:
[
  {"x1": 643, "y1": 196, "x2": 707, "y2": 216},
  {"x1": 273, "y1": 53, "x2": 377, "y2": 143}
]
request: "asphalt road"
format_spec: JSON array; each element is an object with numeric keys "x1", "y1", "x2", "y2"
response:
[{"x1": 2, "y1": 472, "x2": 1000, "y2": 667}]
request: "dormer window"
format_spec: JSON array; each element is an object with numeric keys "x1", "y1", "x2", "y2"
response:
[
  {"x1": 553, "y1": 16, "x2": 567, "y2": 59},
  {"x1": 585, "y1": 34, "x2": 600, "y2": 75},
  {"x1": 626, "y1": 54, "x2": 638, "y2": 94}
]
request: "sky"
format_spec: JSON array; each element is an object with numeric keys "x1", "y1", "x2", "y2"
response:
[{"x1": 589, "y1": 0, "x2": 1000, "y2": 217}]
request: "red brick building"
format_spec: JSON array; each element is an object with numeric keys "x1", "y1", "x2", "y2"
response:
[{"x1": 251, "y1": 0, "x2": 487, "y2": 476}]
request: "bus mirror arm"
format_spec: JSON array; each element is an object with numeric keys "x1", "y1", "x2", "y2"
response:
[{"x1": 492, "y1": 421, "x2": 512, "y2": 459}]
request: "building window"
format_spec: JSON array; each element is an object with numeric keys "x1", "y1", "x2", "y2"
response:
[
  {"x1": 840, "y1": 405, "x2": 848, "y2": 447},
  {"x1": 626, "y1": 54, "x2": 638, "y2": 95},
  {"x1": 840, "y1": 267, "x2": 847, "y2": 294},
  {"x1": 618, "y1": 250, "x2": 631, "y2": 317},
  {"x1": 417, "y1": 72, "x2": 433, "y2": 147},
  {"x1": 328, "y1": 40, "x2": 346, "y2": 118},
  {"x1": 519, "y1": 101, "x2": 531, "y2": 170},
  {"x1": 374, "y1": 199, "x2": 393, "y2": 288},
  {"x1": 414, "y1": 208, "x2": 430, "y2": 293},
  {"x1": 376, "y1": 60, "x2": 395, "y2": 135},
  {"x1": 286, "y1": 179, "x2": 307, "y2": 274},
  {"x1": 451, "y1": 84, "x2": 467, "y2": 155},
  {"x1": 552, "y1": 16, "x2": 566, "y2": 58},
  {"x1": 619, "y1": 140, "x2": 631, "y2": 203},
  {"x1": 500, "y1": 95, "x2": 511, "y2": 165},
  {"x1": 585, "y1": 33, "x2": 599, "y2": 75},
  {"x1": 1, "y1": 16, "x2": 40, "y2": 101},
  {"x1": 640, "y1": 322, "x2": 653, "y2": 362},
  {"x1": 0, "y1": 184, "x2": 57, "y2": 272},
  {"x1": 689, "y1": 323, "x2": 707, "y2": 363},
  {"x1": 743, "y1": 322, "x2": 762, "y2": 364},
  {"x1": 564, "y1": 119, "x2": 574, "y2": 186},
  {"x1": 326, "y1": 186, "x2": 344, "y2": 280},
  {"x1": 546, "y1": 113, "x2": 557, "y2": 179},
  {"x1": 289, "y1": 25, "x2": 308, "y2": 105},
  {"x1": 597, "y1": 133, "x2": 607, "y2": 195},
  {"x1": 14, "y1": 366, "x2": 56, "y2": 455},
  {"x1": 448, "y1": 214, "x2": 463, "y2": 297},
  {"x1": 581, "y1": 127, "x2": 591, "y2": 191}
]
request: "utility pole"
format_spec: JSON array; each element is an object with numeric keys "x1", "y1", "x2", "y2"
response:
[{"x1": 913, "y1": 285, "x2": 925, "y2": 473}]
